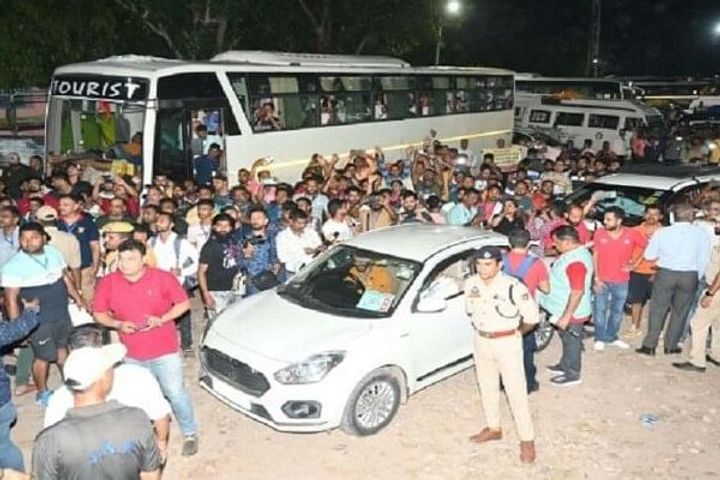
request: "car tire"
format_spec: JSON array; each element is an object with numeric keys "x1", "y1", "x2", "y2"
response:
[
  {"x1": 534, "y1": 312, "x2": 555, "y2": 352},
  {"x1": 340, "y1": 369, "x2": 401, "y2": 436}
]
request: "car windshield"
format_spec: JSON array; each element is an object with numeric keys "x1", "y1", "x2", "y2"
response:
[
  {"x1": 565, "y1": 183, "x2": 671, "y2": 226},
  {"x1": 278, "y1": 246, "x2": 421, "y2": 318}
]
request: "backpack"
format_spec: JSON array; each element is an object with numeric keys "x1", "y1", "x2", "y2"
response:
[
  {"x1": 501, "y1": 253, "x2": 538, "y2": 306},
  {"x1": 151, "y1": 235, "x2": 198, "y2": 290}
]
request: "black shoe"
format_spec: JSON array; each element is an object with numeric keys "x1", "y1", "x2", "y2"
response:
[
  {"x1": 707, "y1": 355, "x2": 720, "y2": 367},
  {"x1": 527, "y1": 381, "x2": 540, "y2": 394},
  {"x1": 672, "y1": 362, "x2": 706, "y2": 373},
  {"x1": 546, "y1": 364, "x2": 564, "y2": 374},
  {"x1": 664, "y1": 347, "x2": 682, "y2": 355},
  {"x1": 635, "y1": 346, "x2": 656, "y2": 356}
]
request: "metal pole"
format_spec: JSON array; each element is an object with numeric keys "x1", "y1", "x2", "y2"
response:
[
  {"x1": 435, "y1": 23, "x2": 443, "y2": 65},
  {"x1": 586, "y1": 0, "x2": 602, "y2": 77}
]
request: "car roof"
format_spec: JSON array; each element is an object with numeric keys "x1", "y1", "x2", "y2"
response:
[
  {"x1": 594, "y1": 166, "x2": 720, "y2": 191},
  {"x1": 343, "y1": 225, "x2": 507, "y2": 262}
]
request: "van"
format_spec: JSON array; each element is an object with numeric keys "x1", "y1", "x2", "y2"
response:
[{"x1": 514, "y1": 94, "x2": 665, "y2": 153}]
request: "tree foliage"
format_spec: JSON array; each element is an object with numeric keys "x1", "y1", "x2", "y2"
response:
[{"x1": 0, "y1": 0, "x2": 441, "y2": 88}]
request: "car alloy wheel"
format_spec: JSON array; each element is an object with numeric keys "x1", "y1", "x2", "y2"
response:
[{"x1": 342, "y1": 370, "x2": 401, "y2": 436}]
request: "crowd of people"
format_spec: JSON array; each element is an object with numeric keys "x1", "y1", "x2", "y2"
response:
[{"x1": 0, "y1": 126, "x2": 718, "y2": 475}]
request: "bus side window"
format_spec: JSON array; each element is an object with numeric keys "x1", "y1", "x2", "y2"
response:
[
  {"x1": 529, "y1": 109, "x2": 551, "y2": 124},
  {"x1": 469, "y1": 77, "x2": 489, "y2": 112},
  {"x1": 319, "y1": 76, "x2": 372, "y2": 125},
  {"x1": 555, "y1": 112, "x2": 585, "y2": 127},
  {"x1": 373, "y1": 75, "x2": 413, "y2": 121},
  {"x1": 588, "y1": 114, "x2": 620, "y2": 130}
]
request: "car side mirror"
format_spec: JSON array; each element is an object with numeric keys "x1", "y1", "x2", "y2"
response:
[{"x1": 417, "y1": 297, "x2": 447, "y2": 313}]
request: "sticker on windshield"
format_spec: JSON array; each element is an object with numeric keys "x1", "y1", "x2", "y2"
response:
[{"x1": 357, "y1": 290, "x2": 395, "y2": 312}]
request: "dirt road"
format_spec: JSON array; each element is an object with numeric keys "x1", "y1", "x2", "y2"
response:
[{"x1": 12, "y1": 324, "x2": 720, "y2": 480}]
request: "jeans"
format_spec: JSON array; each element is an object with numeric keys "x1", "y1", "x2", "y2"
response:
[
  {"x1": 0, "y1": 401, "x2": 24, "y2": 471},
  {"x1": 593, "y1": 281, "x2": 629, "y2": 343},
  {"x1": 522, "y1": 332, "x2": 537, "y2": 391},
  {"x1": 127, "y1": 353, "x2": 197, "y2": 437},
  {"x1": 558, "y1": 324, "x2": 584, "y2": 380},
  {"x1": 643, "y1": 269, "x2": 698, "y2": 351}
]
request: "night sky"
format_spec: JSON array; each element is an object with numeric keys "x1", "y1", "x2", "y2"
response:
[{"x1": 437, "y1": 0, "x2": 720, "y2": 77}]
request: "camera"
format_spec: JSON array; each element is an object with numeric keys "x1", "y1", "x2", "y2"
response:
[{"x1": 242, "y1": 235, "x2": 266, "y2": 249}]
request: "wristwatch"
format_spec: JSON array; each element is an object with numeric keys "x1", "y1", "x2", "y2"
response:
[{"x1": 704, "y1": 290, "x2": 715, "y2": 297}]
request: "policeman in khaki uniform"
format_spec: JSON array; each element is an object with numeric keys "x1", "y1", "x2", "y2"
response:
[
  {"x1": 99, "y1": 221, "x2": 135, "y2": 277},
  {"x1": 465, "y1": 245, "x2": 539, "y2": 464}
]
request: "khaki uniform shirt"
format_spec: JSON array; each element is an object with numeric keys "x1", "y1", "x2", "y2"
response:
[
  {"x1": 464, "y1": 273, "x2": 539, "y2": 332},
  {"x1": 45, "y1": 226, "x2": 81, "y2": 270}
]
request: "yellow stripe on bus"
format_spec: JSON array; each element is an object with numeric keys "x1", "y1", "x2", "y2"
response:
[{"x1": 268, "y1": 129, "x2": 512, "y2": 170}]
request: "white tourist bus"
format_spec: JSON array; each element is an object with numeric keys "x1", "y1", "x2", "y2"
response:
[{"x1": 45, "y1": 51, "x2": 515, "y2": 184}]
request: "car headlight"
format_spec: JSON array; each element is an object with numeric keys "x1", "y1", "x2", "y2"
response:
[{"x1": 274, "y1": 351, "x2": 346, "y2": 384}]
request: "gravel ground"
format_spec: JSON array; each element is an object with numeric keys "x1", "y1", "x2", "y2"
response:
[{"x1": 10, "y1": 310, "x2": 720, "y2": 480}]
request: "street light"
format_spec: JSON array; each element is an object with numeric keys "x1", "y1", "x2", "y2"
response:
[
  {"x1": 435, "y1": 0, "x2": 462, "y2": 65},
  {"x1": 714, "y1": 22, "x2": 720, "y2": 36}
]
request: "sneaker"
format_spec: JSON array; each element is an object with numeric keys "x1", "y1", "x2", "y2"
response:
[
  {"x1": 550, "y1": 375, "x2": 582, "y2": 387},
  {"x1": 546, "y1": 364, "x2": 564, "y2": 374},
  {"x1": 609, "y1": 339, "x2": 630, "y2": 349},
  {"x1": 593, "y1": 341, "x2": 605, "y2": 351},
  {"x1": 182, "y1": 435, "x2": 199, "y2": 456},
  {"x1": 35, "y1": 389, "x2": 53, "y2": 408}
]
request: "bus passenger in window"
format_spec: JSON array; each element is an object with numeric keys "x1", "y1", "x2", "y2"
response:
[
  {"x1": 455, "y1": 92, "x2": 468, "y2": 112},
  {"x1": 407, "y1": 93, "x2": 417, "y2": 116},
  {"x1": 418, "y1": 94, "x2": 431, "y2": 116},
  {"x1": 253, "y1": 102, "x2": 281, "y2": 132},
  {"x1": 320, "y1": 96, "x2": 335, "y2": 125}
]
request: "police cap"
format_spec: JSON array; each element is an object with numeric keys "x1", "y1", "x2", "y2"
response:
[
  {"x1": 473, "y1": 245, "x2": 503, "y2": 261},
  {"x1": 102, "y1": 221, "x2": 135, "y2": 234}
]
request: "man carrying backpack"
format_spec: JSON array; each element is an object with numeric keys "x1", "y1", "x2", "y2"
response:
[
  {"x1": 502, "y1": 229, "x2": 550, "y2": 393},
  {"x1": 150, "y1": 211, "x2": 199, "y2": 355}
]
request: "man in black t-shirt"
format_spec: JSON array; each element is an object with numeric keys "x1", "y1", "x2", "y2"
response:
[
  {"x1": 198, "y1": 213, "x2": 240, "y2": 318},
  {"x1": 32, "y1": 343, "x2": 161, "y2": 480}
]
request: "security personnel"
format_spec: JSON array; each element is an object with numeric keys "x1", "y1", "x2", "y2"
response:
[
  {"x1": 465, "y1": 245, "x2": 539, "y2": 464},
  {"x1": 99, "y1": 221, "x2": 135, "y2": 277}
]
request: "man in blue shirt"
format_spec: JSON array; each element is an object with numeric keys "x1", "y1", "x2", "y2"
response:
[
  {"x1": 0, "y1": 298, "x2": 39, "y2": 473},
  {"x1": 56, "y1": 194, "x2": 100, "y2": 305},
  {"x1": 447, "y1": 188, "x2": 481, "y2": 226},
  {"x1": 236, "y1": 207, "x2": 282, "y2": 296},
  {"x1": 194, "y1": 143, "x2": 222, "y2": 186},
  {"x1": 637, "y1": 203, "x2": 712, "y2": 356}
]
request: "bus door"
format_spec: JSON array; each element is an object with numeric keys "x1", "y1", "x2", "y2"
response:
[
  {"x1": 154, "y1": 100, "x2": 236, "y2": 182},
  {"x1": 154, "y1": 73, "x2": 241, "y2": 182}
]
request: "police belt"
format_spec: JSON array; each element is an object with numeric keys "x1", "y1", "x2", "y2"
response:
[{"x1": 472, "y1": 323, "x2": 518, "y2": 339}]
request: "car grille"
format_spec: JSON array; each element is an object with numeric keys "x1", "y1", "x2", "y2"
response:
[{"x1": 202, "y1": 347, "x2": 270, "y2": 397}]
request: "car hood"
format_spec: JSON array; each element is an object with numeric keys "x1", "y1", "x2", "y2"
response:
[{"x1": 207, "y1": 289, "x2": 373, "y2": 363}]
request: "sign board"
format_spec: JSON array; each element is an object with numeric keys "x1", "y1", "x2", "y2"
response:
[
  {"x1": 50, "y1": 76, "x2": 149, "y2": 102},
  {"x1": 481, "y1": 146, "x2": 523, "y2": 171}
]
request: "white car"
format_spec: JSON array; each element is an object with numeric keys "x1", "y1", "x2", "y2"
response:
[{"x1": 199, "y1": 225, "x2": 510, "y2": 436}]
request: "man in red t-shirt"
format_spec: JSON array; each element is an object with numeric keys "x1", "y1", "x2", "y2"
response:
[
  {"x1": 566, "y1": 204, "x2": 594, "y2": 246},
  {"x1": 592, "y1": 207, "x2": 646, "y2": 351},
  {"x1": 93, "y1": 239, "x2": 199, "y2": 457},
  {"x1": 503, "y1": 229, "x2": 549, "y2": 393}
]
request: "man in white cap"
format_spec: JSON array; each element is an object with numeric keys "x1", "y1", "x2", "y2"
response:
[{"x1": 32, "y1": 343, "x2": 162, "y2": 479}]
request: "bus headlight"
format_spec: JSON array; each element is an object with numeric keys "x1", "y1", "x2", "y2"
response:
[{"x1": 274, "y1": 352, "x2": 346, "y2": 384}]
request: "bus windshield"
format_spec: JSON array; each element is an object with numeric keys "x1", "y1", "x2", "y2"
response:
[{"x1": 46, "y1": 96, "x2": 146, "y2": 166}]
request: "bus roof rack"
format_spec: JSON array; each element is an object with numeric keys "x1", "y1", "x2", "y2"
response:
[{"x1": 210, "y1": 50, "x2": 411, "y2": 68}]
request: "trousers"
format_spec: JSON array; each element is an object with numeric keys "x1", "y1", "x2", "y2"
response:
[
  {"x1": 473, "y1": 333, "x2": 534, "y2": 441},
  {"x1": 0, "y1": 401, "x2": 24, "y2": 471},
  {"x1": 688, "y1": 294, "x2": 720, "y2": 367},
  {"x1": 642, "y1": 268, "x2": 698, "y2": 351}
]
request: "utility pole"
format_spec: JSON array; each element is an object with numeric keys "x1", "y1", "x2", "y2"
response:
[{"x1": 586, "y1": 0, "x2": 602, "y2": 77}]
